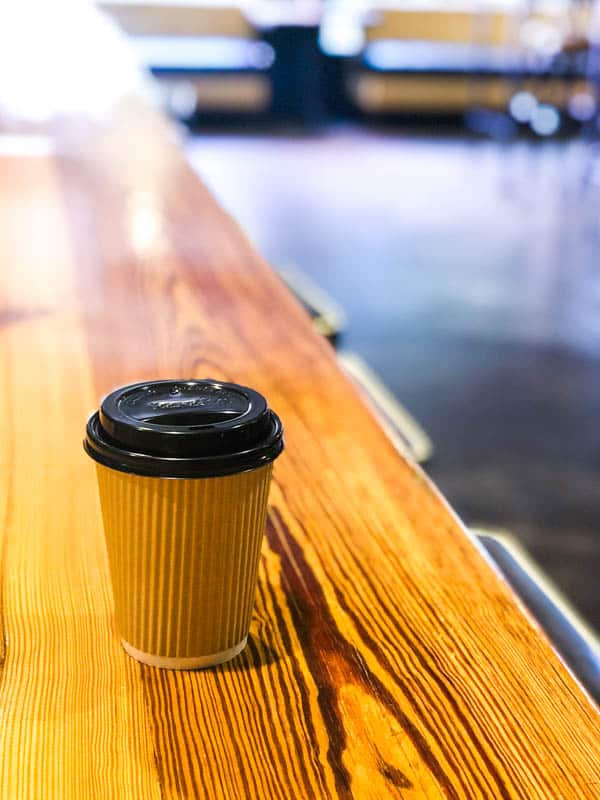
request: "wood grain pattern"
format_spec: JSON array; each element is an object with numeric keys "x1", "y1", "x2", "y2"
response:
[{"x1": 0, "y1": 12, "x2": 598, "y2": 800}]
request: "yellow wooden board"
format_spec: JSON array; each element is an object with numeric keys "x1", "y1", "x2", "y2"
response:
[{"x1": 0, "y1": 7, "x2": 598, "y2": 799}]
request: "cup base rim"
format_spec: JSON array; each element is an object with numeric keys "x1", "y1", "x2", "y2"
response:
[{"x1": 121, "y1": 636, "x2": 248, "y2": 670}]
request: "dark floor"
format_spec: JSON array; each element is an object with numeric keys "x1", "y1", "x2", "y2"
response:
[{"x1": 187, "y1": 127, "x2": 600, "y2": 631}]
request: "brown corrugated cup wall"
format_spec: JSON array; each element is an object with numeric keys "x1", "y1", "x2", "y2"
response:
[{"x1": 96, "y1": 464, "x2": 272, "y2": 665}]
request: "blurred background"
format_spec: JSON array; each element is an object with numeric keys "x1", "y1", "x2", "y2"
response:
[{"x1": 99, "y1": 0, "x2": 600, "y2": 635}]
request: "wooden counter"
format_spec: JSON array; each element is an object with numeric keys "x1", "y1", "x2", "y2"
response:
[{"x1": 0, "y1": 5, "x2": 597, "y2": 798}]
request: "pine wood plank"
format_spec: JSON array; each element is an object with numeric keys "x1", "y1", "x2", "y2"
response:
[
  {"x1": 0, "y1": 155, "x2": 161, "y2": 799},
  {"x1": 0, "y1": 11, "x2": 597, "y2": 800}
]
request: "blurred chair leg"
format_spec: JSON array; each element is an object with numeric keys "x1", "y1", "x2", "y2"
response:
[
  {"x1": 338, "y1": 350, "x2": 434, "y2": 465},
  {"x1": 277, "y1": 264, "x2": 433, "y2": 464},
  {"x1": 278, "y1": 264, "x2": 347, "y2": 346},
  {"x1": 474, "y1": 528, "x2": 600, "y2": 704}
]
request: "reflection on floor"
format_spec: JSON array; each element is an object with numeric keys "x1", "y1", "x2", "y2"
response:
[{"x1": 187, "y1": 128, "x2": 600, "y2": 630}]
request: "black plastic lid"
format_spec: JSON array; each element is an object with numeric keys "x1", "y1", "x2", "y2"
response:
[{"x1": 84, "y1": 379, "x2": 284, "y2": 478}]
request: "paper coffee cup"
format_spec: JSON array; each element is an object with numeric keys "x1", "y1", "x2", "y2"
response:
[{"x1": 84, "y1": 379, "x2": 283, "y2": 669}]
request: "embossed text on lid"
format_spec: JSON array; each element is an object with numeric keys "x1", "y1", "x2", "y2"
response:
[{"x1": 84, "y1": 379, "x2": 284, "y2": 478}]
